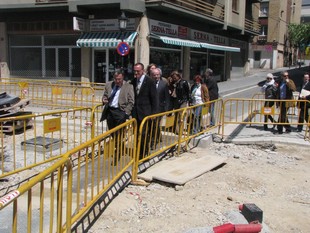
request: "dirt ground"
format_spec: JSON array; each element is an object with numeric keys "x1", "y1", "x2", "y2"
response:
[{"x1": 89, "y1": 142, "x2": 310, "y2": 233}]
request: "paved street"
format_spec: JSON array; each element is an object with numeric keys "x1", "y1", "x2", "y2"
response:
[{"x1": 219, "y1": 66, "x2": 310, "y2": 96}]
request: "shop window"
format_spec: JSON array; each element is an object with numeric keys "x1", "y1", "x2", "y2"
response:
[
  {"x1": 150, "y1": 49, "x2": 181, "y2": 78},
  {"x1": 232, "y1": 0, "x2": 239, "y2": 12},
  {"x1": 190, "y1": 52, "x2": 207, "y2": 79},
  {"x1": 10, "y1": 48, "x2": 42, "y2": 76},
  {"x1": 10, "y1": 35, "x2": 41, "y2": 46},
  {"x1": 9, "y1": 35, "x2": 80, "y2": 79},
  {"x1": 45, "y1": 35, "x2": 79, "y2": 46}
]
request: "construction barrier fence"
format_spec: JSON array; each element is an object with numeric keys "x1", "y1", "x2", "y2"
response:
[
  {"x1": 221, "y1": 97, "x2": 310, "y2": 140},
  {"x1": 0, "y1": 107, "x2": 93, "y2": 180},
  {"x1": 0, "y1": 89, "x2": 309, "y2": 232},
  {"x1": 0, "y1": 78, "x2": 104, "y2": 109},
  {"x1": 0, "y1": 118, "x2": 137, "y2": 233}
]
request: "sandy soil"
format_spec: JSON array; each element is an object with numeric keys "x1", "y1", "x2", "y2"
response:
[{"x1": 89, "y1": 142, "x2": 310, "y2": 233}]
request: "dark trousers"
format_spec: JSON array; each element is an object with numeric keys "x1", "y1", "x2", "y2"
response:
[
  {"x1": 151, "y1": 117, "x2": 162, "y2": 148},
  {"x1": 137, "y1": 118, "x2": 151, "y2": 160},
  {"x1": 298, "y1": 106, "x2": 309, "y2": 130},
  {"x1": 106, "y1": 108, "x2": 126, "y2": 162},
  {"x1": 277, "y1": 102, "x2": 291, "y2": 132},
  {"x1": 106, "y1": 107, "x2": 126, "y2": 130}
]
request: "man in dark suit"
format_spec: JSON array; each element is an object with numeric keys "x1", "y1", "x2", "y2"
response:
[
  {"x1": 131, "y1": 63, "x2": 158, "y2": 159},
  {"x1": 150, "y1": 67, "x2": 170, "y2": 149},
  {"x1": 297, "y1": 72, "x2": 310, "y2": 132},
  {"x1": 204, "y1": 68, "x2": 219, "y2": 126},
  {"x1": 101, "y1": 70, "x2": 134, "y2": 165},
  {"x1": 275, "y1": 71, "x2": 296, "y2": 134}
]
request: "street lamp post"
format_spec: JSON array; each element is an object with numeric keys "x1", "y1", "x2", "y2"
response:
[
  {"x1": 118, "y1": 11, "x2": 129, "y2": 69},
  {"x1": 118, "y1": 11, "x2": 128, "y2": 42}
]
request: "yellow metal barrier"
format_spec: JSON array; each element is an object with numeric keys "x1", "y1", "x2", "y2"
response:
[
  {"x1": 91, "y1": 104, "x2": 108, "y2": 138},
  {"x1": 1, "y1": 96, "x2": 309, "y2": 232},
  {"x1": 0, "y1": 118, "x2": 137, "y2": 232},
  {"x1": 0, "y1": 155, "x2": 73, "y2": 233},
  {"x1": 0, "y1": 107, "x2": 93, "y2": 180},
  {"x1": 221, "y1": 98, "x2": 310, "y2": 140},
  {"x1": 1, "y1": 78, "x2": 103, "y2": 109},
  {"x1": 180, "y1": 99, "x2": 223, "y2": 150},
  {"x1": 134, "y1": 109, "x2": 185, "y2": 166},
  {"x1": 51, "y1": 84, "x2": 102, "y2": 109},
  {"x1": 0, "y1": 78, "x2": 52, "y2": 106},
  {"x1": 134, "y1": 99, "x2": 224, "y2": 168}
]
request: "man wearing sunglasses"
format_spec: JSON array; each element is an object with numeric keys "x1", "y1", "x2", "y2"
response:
[{"x1": 275, "y1": 71, "x2": 296, "y2": 134}]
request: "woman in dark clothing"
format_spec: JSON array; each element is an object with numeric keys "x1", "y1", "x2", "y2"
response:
[{"x1": 261, "y1": 73, "x2": 277, "y2": 130}]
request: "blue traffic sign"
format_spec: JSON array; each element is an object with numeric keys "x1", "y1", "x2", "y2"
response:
[{"x1": 117, "y1": 42, "x2": 130, "y2": 56}]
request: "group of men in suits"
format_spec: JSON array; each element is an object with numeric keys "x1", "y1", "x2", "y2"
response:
[{"x1": 102, "y1": 62, "x2": 165, "y2": 161}]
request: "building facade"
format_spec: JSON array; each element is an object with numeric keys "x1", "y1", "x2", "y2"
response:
[
  {"x1": 0, "y1": 0, "x2": 260, "y2": 82},
  {"x1": 249, "y1": 0, "x2": 301, "y2": 69}
]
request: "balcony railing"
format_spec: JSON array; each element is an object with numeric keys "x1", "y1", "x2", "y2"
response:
[
  {"x1": 245, "y1": 18, "x2": 261, "y2": 35},
  {"x1": 35, "y1": 0, "x2": 68, "y2": 4},
  {"x1": 145, "y1": 0, "x2": 225, "y2": 22}
]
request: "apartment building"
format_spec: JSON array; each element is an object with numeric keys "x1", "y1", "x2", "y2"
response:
[
  {"x1": 249, "y1": 0, "x2": 301, "y2": 69},
  {"x1": 0, "y1": 0, "x2": 260, "y2": 82}
]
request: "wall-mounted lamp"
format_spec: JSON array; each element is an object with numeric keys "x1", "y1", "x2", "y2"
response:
[
  {"x1": 118, "y1": 11, "x2": 128, "y2": 32},
  {"x1": 291, "y1": 3, "x2": 296, "y2": 14},
  {"x1": 272, "y1": 39, "x2": 278, "y2": 48}
]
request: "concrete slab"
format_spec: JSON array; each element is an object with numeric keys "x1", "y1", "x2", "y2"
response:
[
  {"x1": 21, "y1": 136, "x2": 63, "y2": 152},
  {"x1": 138, "y1": 152, "x2": 226, "y2": 185}
]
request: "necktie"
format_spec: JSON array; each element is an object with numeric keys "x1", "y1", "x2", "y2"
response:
[
  {"x1": 109, "y1": 86, "x2": 119, "y2": 104},
  {"x1": 136, "y1": 80, "x2": 141, "y2": 94},
  {"x1": 156, "y1": 80, "x2": 159, "y2": 89}
]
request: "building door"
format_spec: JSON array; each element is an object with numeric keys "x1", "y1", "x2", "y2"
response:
[
  {"x1": 94, "y1": 50, "x2": 108, "y2": 83},
  {"x1": 209, "y1": 53, "x2": 225, "y2": 81},
  {"x1": 254, "y1": 51, "x2": 261, "y2": 68},
  {"x1": 71, "y1": 48, "x2": 81, "y2": 81}
]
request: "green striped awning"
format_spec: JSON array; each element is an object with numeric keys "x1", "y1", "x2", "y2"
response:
[
  {"x1": 200, "y1": 42, "x2": 240, "y2": 52},
  {"x1": 150, "y1": 33, "x2": 201, "y2": 48},
  {"x1": 76, "y1": 31, "x2": 137, "y2": 47}
]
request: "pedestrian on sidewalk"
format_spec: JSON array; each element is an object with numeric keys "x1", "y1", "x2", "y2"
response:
[
  {"x1": 275, "y1": 71, "x2": 296, "y2": 134},
  {"x1": 297, "y1": 72, "x2": 310, "y2": 132},
  {"x1": 190, "y1": 75, "x2": 209, "y2": 134},
  {"x1": 203, "y1": 68, "x2": 219, "y2": 126},
  {"x1": 261, "y1": 73, "x2": 277, "y2": 130}
]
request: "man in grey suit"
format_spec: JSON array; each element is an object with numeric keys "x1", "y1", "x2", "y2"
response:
[
  {"x1": 150, "y1": 67, "x2": 170, "y2": 149},
  {"x1": 131, "y1": 62, "x2": 158, "y2": 159},
  {"x1": 101, "y1": 70, "x2": 134, "y2": 130},
  {"x1": 101, "y1": 70, "x2": 134, "y2": 165}
]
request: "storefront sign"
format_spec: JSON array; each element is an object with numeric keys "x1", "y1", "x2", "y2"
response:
[
  {"x1": 73, "y1": 17, "x2": 85, "y2": 31},
  {"x1": 90, "y1": 18, "x2": 136, "y2": 31},
  {"x1": 191, "y1": 29, "x2": 228, "y2": 46},
  {"x1": 149, "y1": 19, "x2": 188, "y2": 38},
  {"x1": 117, "y1": 42, "x2": 130, "y2": 56}
]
